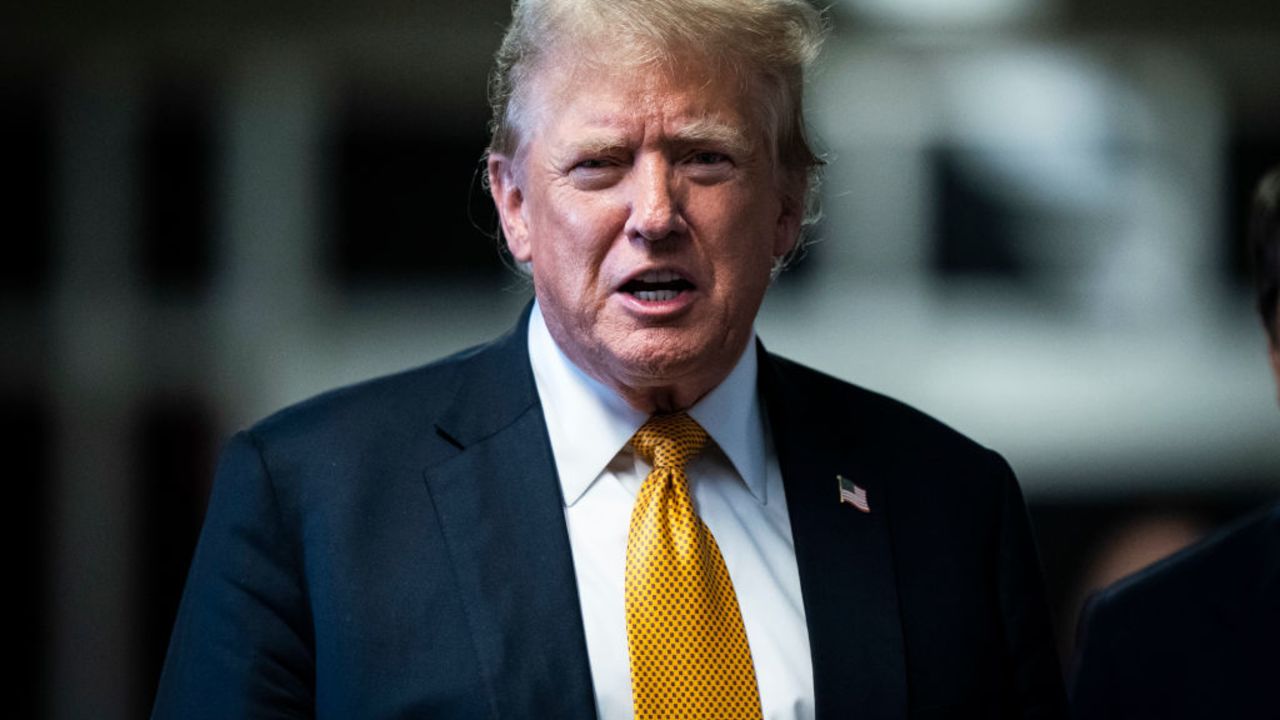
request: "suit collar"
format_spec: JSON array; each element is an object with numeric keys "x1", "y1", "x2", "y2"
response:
[
  {"x1": 758, "y1": 341, "x2": 908, "y2": 719},
  {"x1": 687, "y1": 333, "x2": 770, "y2": 506},
  {"x1": 423, "y1": 304, "x2": 598, "y2": 719},
  {"x1": 430, "y1": 303, "x2": 542, "y2": 450}
]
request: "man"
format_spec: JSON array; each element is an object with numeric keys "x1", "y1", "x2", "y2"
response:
[
  {"x1": 152, "y1": 1, "x2": 1066, "y2": 717},
  {"x1": 1069, "y1": 168, "x2": 1280, "y2": 719}
]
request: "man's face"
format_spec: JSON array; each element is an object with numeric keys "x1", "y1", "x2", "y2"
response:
[{"x1": 489, "y1": 56, "x2": 801, "y2": 410}]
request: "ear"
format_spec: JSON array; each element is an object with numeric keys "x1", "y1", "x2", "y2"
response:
[
  {"x1": 488, "y1": 152, "x2": 532, "y2": 263},
  {"x1": 771, "y1": 179, "x2": 805, "y2": 259}
]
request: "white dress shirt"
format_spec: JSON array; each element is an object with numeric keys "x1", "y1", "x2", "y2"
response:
[{"x1": 527, "y1": 303, "x2": 815, "y2": 720}]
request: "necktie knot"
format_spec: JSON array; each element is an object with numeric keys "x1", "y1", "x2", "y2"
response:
[{"x1": 630, "y1": 412, "x2": 709, "y2": 470}]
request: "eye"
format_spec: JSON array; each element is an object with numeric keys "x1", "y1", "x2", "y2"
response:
[
  {"x1": 681, "y1": 149, "x2": 735, "y2": 183},
  {"x1": 568, "y1": 155, "x2": 624, "y2": 190},
  {"x1": 687, "y1": 151, "x2": 730, "y2": 165}
]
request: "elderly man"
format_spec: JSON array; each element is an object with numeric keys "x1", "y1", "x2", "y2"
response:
[
  {"x1": 153, "y1": 0, "x2": 1066, "y2": 718},
  {"x1": 1069, "y1": 169, "x2": 1280, "y2": 719}
]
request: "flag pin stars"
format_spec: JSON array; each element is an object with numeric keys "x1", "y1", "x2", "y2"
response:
[{"x1": 837, "y1": 474, "x2": 870, "y2": 513}]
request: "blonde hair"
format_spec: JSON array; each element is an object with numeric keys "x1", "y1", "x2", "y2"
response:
[{"x1": 487, "y1": 0, "x2": 828, "y2": 247}]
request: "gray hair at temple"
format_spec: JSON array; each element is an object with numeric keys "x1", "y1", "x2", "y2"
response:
[
  {"x1": 486, "y1": 0, "x2": 829, "y2": 269},
  {"x1": 1250, "y1": 167, "x2": 1280, "y2": 342}
]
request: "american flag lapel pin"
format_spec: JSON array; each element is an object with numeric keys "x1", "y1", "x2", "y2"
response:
[{"x1": 837, "y1": 474, "x2": 870, "y2": 513}]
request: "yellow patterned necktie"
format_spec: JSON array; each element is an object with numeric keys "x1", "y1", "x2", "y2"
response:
[{"x1": 625, "y1": 412, "x2": 763, "y2": 719}]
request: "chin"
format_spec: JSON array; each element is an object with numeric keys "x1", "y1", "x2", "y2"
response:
[{"x1": 608, "y1": 337, "x2": 713, "y2": 385}]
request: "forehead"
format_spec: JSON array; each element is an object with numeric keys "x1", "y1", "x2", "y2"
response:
[{"x1": 517, "y1": 52, "x2": 763, "y2": 149}]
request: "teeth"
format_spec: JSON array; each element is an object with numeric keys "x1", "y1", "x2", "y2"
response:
[
  {"x1": 638, "y1": 270, "x2": 682, "y2": 283},
  {"x1": 635, "y1": 289, "x2": 679, "y2": 301}
]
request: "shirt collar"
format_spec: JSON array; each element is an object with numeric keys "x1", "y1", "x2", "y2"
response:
[
  {"x1": 527, "y1": 302, "x2": 769, "y2": 508},
  {"x1": 686, "y1": 336, "x2": 768, "y2": 506}
]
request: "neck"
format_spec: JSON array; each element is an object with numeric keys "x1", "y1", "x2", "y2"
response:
[
  {"x1": 570, "y1": 340, "x2": 747, "y2": 416},
  {"x1": 613, "y1": 382, "x2": 711, "y2": 415}
]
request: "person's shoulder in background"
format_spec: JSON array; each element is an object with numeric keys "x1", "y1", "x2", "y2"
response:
[{"x1": 1070, "y1": 502, "x2": 1280, "y2": 720}]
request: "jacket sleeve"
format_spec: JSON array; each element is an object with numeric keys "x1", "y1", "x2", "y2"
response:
[
  {"x1": 151, "y1": 431, "x2": 316, "y2": 719},
  {"x1": 992, "y1": 451, "x2": 1069, "y2": 719}
]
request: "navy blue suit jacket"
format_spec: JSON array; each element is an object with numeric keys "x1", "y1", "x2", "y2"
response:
[
  {"x1": 1070, "y1": 503, "x2": 1280, "y2": 719},
  {"x1": 153, "y1": 310, "x2": 1066, "y2": 718}
]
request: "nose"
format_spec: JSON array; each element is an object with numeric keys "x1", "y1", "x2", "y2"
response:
[{"x1": 624, "y1": 157, "x2": 686, "y2": 242}]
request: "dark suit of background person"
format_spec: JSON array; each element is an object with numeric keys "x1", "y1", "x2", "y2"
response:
[
  {"x1": 1069, "y1": 504, "x2": 1280, "y2": 719},
  {"x1": 1070, "y1": 168, "x2": 1280, "y2": 719},
  {"x1": 151, "y1": 307, "x2": 1067, "y2": 719}
]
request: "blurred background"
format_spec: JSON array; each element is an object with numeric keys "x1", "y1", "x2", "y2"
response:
[{"x1": 4, "y1": 0, "x2": 1278, "y2": 717}]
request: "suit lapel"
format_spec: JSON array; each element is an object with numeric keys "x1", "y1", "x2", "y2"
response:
[
  {"x1": 759, "y1": 346, "x2": 908, "y2": 719},
  {"x1": 422, "y1": 310, "x2": 597, "y2": 719}
]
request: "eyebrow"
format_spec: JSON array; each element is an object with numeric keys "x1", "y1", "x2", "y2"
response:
[
  {"x1": 671, "y1": 118, "x2": 754, "y2": 157},
  {"x1": 566, "y1": 135, "x2": 631, "y2": 158},
  {"x1": 564, "y1": 117, "x2": 755, "y2": 159}
]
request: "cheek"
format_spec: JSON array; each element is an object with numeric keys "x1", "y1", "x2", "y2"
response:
[
  {"x1": 553, "y1": 196, "x2": 629, "y2": 268},
  {"x1": 714, "y1": 194, "x2": 784, "y2": 271},
  {"x1": 541, "y1": 183, "x2": 611, "y2": 236},
  {"x1": 530, "y1": 200, "x2": 628, "y2": 305}
]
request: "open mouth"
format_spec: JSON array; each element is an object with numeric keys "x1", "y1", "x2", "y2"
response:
[{"x1": 620, "y1": 270, "x2": 695, "y2": 301}]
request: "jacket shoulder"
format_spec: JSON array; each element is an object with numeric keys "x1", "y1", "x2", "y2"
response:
[
  {"x1": 1070, "y1": 505, "x2": 1280, "y2": 717},
  {"x1": 253, "y1": 346, "x2": 470, "y2": 435},
  {"x1": 763, "y1": 351, "x2": 1017, "y2": 532},
  {"x1": 243, "y1": 326, "x2": 527, "y2": 467},
  {"x1": 1089, "y1": 502, "x2": 1280, "y2": 620}
]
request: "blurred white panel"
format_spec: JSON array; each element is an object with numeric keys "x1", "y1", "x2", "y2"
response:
[
  {"x1": 839, "y1": 0, "x2": 1054, "y2": 29},
  {"x1": 937, "y1": 48, "x2": 1120, "y2": 211},
  {"x1": 795, "y1": 35, "x2": 1274, "y2": 497},
  {"x1": 758, "y1": 286, "x2": 1280, "y2": 495}
]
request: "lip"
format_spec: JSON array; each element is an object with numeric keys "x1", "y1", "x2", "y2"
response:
[{"x1": 613, "y1": 265, "x2": 700, "y2": 319}]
